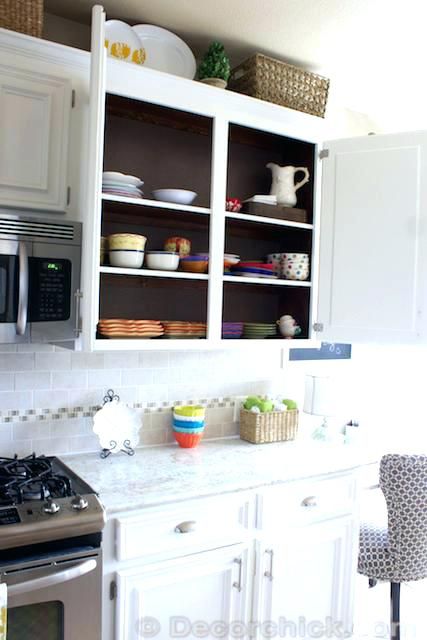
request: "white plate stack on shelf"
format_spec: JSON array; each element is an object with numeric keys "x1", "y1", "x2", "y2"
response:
[{"x1": 102, "y1": 171, "x2": 144, "y2": 199}]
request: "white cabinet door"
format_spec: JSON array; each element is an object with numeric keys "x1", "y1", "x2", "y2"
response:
[
  {"x1": 116, "y1": 545, "x2": 250, "y2": 640},
  {"x1": 255, "y1": 515, "x2": 357, "y2": 640},
  {"x1": 317, "y1": 132, "x2": 427, "y2": 343},
  {"x1": 0, "y1": 65, "x2": 71, "y2": 211}
]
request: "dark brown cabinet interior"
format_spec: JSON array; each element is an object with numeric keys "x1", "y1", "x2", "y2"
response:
[
  {"x1": 99, "y1": 274, "x2": 208, "y2": 325},
  {"x1": 222, "y1": 282, "x2": 310, "y2": 339},
  {"x1": 227, "y1": 123, "x2": 315, "y2": 223},
  {"x1": 101, "y1": 202, "x2": 210, "y2": 256},
  {"x1": 103, "y1": 94, "x2": 213, "y2": 208}
]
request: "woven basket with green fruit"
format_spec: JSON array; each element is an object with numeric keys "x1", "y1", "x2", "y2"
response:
[{"x1": 240, "y1": 396, "x2": 298, "y2": 444}]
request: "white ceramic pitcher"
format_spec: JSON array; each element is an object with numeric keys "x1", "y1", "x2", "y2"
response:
[{"x1": 266, "y1": 163, "x2": 310, "y2": 207}]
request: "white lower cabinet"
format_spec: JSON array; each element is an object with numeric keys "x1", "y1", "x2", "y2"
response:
[
  {"x1": 107, "y1": 474, "x2": 359, "y2": 640},
  {"x1": 116, "y1": 544, "x2": 250, "y2": 640},
  {"x1": 254, "y1": 515, "x2": 357, "y2": 639}
]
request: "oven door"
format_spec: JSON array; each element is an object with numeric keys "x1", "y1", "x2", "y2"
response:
[
  {"x1": 0, "y1": 239, "x2": 31, "y2": 343},
  {"x1": 3, "y1": 548, "x2": 102, "y2": 640}
]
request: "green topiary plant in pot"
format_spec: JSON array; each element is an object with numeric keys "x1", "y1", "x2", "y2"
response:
[{"x1": 197, "y1": 41, "x2": 230, "y2": 89}]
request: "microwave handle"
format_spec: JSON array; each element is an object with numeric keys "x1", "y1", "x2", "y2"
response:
[
  {"x1": 7, "y1": 558, "x2": 97, "y2": 597},
  {"x1": 16, "y1": 241, "x2": 29, "y2": 336}
]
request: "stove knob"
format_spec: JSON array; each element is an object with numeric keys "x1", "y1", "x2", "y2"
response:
[
  {"x1": 43, "y1": 499, "x2": 60, "y2": 515},
  {"x1": 71, "y1": 495, "x2": 89, "y2": 511}
]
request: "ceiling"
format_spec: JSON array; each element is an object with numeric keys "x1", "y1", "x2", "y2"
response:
[{"x1": 44, "y1": 0, "x2": 427, "y2": 130}]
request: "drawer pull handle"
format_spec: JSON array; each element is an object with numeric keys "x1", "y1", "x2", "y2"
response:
[
  {"x1": 264, "y1": 549, "x2": 274, "y2": 582},
  {"x1": 174, "y1": 520, "x2": 196, "y2": 534},
  {"x1": 301, "y1": 496, "x2": 318, "y2": 508},
  {"x1": 233, "y1": 558, "x2": 243, "y2": 592}
]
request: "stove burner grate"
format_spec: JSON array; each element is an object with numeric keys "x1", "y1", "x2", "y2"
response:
[{"x1": 0, "y1": 454, "x2": 74, "y2": 506}]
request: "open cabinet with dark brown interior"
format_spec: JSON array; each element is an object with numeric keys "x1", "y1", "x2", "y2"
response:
[
  {"x1": 223, "y1": 122, "x2": 315, "y2": 339},
  {"x1": 104, "y1": 93, "x2": 213, "y2": 207},
  {"x1": 101, "y1": 201, "x2": 210, "y2": 259},
  {"x1": 222, "y1": 283, "x2": 311, "y2": 339},
  {"x1": 227, "y1": 123, "x2": 315, "y2": 222},
  {"x1": 97, "y1": 94, "x2": 213, "y2": 340},
  {"x1": 99, "y1": 274, "x2": 208, "y2": 326}
]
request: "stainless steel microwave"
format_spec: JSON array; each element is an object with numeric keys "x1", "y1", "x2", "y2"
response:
[{"x1": 0, "y1": 215, "x2": 82, "y2": 344}]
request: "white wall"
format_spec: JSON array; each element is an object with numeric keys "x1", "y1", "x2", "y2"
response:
[{"x1": 43, "y1": 13, "x2": 91, "y2": 50}]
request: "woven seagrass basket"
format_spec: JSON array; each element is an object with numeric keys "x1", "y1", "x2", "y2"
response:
[
  {"x1": 0, "y1": 0, "x2": 43, "y2": 38},
  {"x1": 240, "y1": 408, "x2": 299, "y2": 444},
  {"x1": 229, "y1": 53, "x2": 329, "y2": 118}
]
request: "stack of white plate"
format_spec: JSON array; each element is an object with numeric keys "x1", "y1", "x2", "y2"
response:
[{"x1": 102, "y1": 171, "x2": 144, "y2": 199}]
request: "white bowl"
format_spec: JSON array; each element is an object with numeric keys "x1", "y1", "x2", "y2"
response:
[
  {"x1": 109, "y1": 250, "x2": 144, "y2": 269},
  {"x1": 145, "y1": 251, "x2": 179, "y2": 271},
  {"x1": 152, "y1": 189, "x2": 197, "y2": 205}
]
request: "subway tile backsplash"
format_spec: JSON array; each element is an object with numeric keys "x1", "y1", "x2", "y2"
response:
[{"x1": 0, "y1": 345, "x2": 283, "y2": 456}]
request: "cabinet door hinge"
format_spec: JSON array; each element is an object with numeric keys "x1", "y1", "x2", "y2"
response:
[
  {"x1": 67, "y1": 186, "x2": 71, "y2": 205},
  {"x1": 71, "y1": 89, "x2": 76, "y2": 108},
  {"x1": 319, "y1": 149, "x2": 329, "y2": 159},
  {"x1": 313, "y1": 322, "x2": 324, "y2": 332},
  {"x1": 109, "y1": 580, "x2": 117, "y2": 601}
]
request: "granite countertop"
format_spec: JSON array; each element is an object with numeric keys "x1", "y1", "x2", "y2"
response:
[{"x1": 64, "y1": 439, "x2": 377, "y2": 516}]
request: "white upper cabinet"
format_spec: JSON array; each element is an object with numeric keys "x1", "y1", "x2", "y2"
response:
[
  {"x1": 317, "y1": 132, "x2": 427, "y2": 343},
  {"x1": 0, "y1": 64, "x2": 71, "y2": 211},
  {"x1": 82, "y1": 5, "x2": 322, "y2": 352}
]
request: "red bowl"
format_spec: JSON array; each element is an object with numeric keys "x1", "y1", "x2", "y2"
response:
[{"x1": 174, "y1": 431, "x2": 203, "y2": 448}]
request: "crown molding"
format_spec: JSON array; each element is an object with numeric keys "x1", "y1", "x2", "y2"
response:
[{"x1": 0, "y1": 28, "x2": 89, "y2": 71}]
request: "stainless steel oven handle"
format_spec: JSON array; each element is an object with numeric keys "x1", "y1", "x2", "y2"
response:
[
  {"x1": 8, "y1": 558, "x2": 97, "y2": 597},
  {"x1": 16, "y1": 241, "x2": 29, "y2": 336}
]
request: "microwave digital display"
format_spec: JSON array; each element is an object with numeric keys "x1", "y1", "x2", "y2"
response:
[{"x1": 44, "y1": 262, "x2": 63, "y2": 272}]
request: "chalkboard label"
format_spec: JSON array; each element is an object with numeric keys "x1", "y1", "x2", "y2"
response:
[{"x1": 289, "y1": 342, "x2": 352, "y2": 361}]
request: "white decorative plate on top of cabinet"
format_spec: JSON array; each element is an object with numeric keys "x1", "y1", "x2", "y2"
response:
[{"x1": 132, "y1": 25, "x2": 196, "y2": 79}]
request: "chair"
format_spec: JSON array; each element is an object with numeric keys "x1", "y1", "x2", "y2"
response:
[{"x1": 358, "y1": 454, "x2": 427, "y2": 640}]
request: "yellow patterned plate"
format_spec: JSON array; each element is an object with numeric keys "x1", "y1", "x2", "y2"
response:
[{"x1": 105, "y1": 20, "x2": 146, "y2": 66}]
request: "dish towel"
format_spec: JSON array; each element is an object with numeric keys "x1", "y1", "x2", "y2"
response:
[{"x1": 0, "y1": 583, "x2": 6, "y2": 640}]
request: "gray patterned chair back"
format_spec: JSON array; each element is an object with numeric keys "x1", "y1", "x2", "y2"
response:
[{"x1": 380, "y1": 454, "x2": 427, "y2": 581}]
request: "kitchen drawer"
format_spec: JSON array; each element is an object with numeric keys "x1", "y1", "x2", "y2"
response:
[
  {"x1": 257, "y1": 472, "x2": 357, "y2": 532},
  {"x1": 115, "y1": 493, "x2": 254, "y2": 562}
]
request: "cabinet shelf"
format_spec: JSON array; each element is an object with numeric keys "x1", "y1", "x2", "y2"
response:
[
  {"x1": 94, "y1": 338, "x2": 208, "y2": 351},
  {"x1": 100, "y1": 266, "x2": 209, "y2": 281},
  {"x1": 225, "y1": 211, "x2": 313, "y2": 231},
  {"x1": 223, "y1": 275, "x2": 311, "y2": 288},
  {"x1": 101, "y1": 194, "x2": 211, "y2": 215}
]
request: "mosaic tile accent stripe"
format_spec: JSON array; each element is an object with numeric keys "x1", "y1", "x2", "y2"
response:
[{"x1": 0, "y1": 397, "x2": 236, "y2": 424}]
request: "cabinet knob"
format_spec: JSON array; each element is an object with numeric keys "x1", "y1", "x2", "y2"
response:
[
  {"x1": 301, "y1": 496, "x2": 318, "y2": 508},
  {"x1": 174, "y1": 520, "x2": 196, "y2": 534}
]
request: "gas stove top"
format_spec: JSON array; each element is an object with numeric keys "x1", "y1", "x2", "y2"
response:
[
  {"x1": 0, "y1": 454, "x2": 105, "y2": 550},
  {"x1": 0, "y1": 453, "x2": 92, "y2": 506}
]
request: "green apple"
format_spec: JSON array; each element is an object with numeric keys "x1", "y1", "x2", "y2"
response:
[
  {"x1": 282, "y1": 399, "x2": 298, "y2": 410},
  {"x1": 259, "y1": 400, "x2": 274, "y2": 413},
  {"x1": 244, "y1": 396, "x2": 262, "y2": 411}
]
